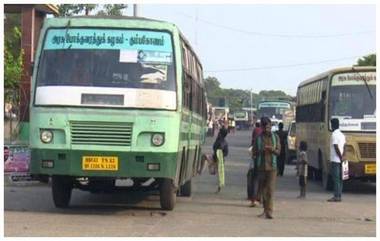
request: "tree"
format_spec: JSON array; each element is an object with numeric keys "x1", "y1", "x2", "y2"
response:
[
  {"x1": 4, "y1": 14, "x2": 23, "y2": 93},
  {"x1": 204, "y1": 76, "x2": 294, "y2": 112},
  {"x1": 97, "y1": 4, "x2": 128, "y2": 16},
  {"x1": 356, "y1": 54, "x2": 376, "y2": 66},
  {"x1": 58, "y1": 4, "x2": 128, "y2": 17},
  {"x1": 58, "y1": 4, "x2": 97, "y2": 16}
]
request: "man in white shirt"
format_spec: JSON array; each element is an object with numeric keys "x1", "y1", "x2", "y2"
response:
[{"x1": 327, "y1": 118, "x2": 346, "y2": 202}]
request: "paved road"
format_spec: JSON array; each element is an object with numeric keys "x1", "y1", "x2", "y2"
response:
[{"x1": 4, "y1": 130, "x2": 376, "y2": 236}]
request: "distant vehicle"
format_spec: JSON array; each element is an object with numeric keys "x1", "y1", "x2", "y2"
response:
[
  {"x1": 29, "y1": 16, "x2": 208, "y2": 210},
  {"x1": 234, "y1": 111, "x2": 249, "y2": 130},
  {"x1": 257, "y1": 100, "x2": 293, "y2": 130},
  {"x1": 296, "y1": 67, "x2": 376, "y2": 190},
  {"x1": 213, "y1": 106, "x2": 229, "y2": 122},
  {"x1": 286, "y1": 121, "x2": 296, "y2": 163},
  {"x1": 270, "y1": 118, "x2": 280, "y2": 132}
]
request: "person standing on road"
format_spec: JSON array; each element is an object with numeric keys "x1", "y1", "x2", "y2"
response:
[
  {"x1": 213, "y1": 127, "x2": 229, "y2": 193},
  {"x1": 252, "y1": 117, "x2": 281, "y2": 219},
  {"x1": 276, "y1": 122, "x2": 287, "y2": 176},
  {"x1": 296, "y1": 141, "x2": 308, "y2": 198},
  {"x1": 328, "y1": 118, "x2": 346, "y2": 202},
  {"x1": 248, "y1": 121, "x2": 263, "y2": 206}
]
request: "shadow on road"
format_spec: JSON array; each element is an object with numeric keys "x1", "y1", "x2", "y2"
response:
[
  {"x1": 5, "y1": 185, "x2": 168, "y2": 216},
  {"x1": 342, "y1": 180, "x2": 376, "y2": 194}
]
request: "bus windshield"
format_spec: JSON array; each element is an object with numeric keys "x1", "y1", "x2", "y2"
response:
[
  {"x1": 329, "y1": 72, "x2": 376, "y2": 131},
  {"x1": 330, "y1": 85, "x2": 376, "y2": 119},
  {"x1": 36, "y1": 28, "x2": 175, "y2": 91},
  {"x1": 258, "y1": 102, "x2": 291, "y2": 119},
  {"x1": 234, "y1": 112, "x2": 247, "y2": 119}
]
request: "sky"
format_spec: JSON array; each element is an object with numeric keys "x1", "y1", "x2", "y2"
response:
[{"x1": 128, "y1": 4, "x2": 376, "y2": 96}]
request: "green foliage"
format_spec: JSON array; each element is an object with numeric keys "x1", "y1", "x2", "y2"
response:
[
  {"x1": 4, "y1": 14, "x2": 21, "y2": 58},
  {"x1": 58, "y1": 4, "x2": 97, "y2": 16},
  {"x1": 58, "y1": 4, "x2": 128, "y2": 17},
  {"x1": 356, "y1": 54, "x2": 376, "y2": 66},
  {"x1": 4, "y1": 26, "x2": 23, "y2": 93},
  {"x1": 97, "y1": 4, "x2": 128, "y2": 16},
  {"x1": 204, "y1": 76, "x2": 293, "y2": 112}
]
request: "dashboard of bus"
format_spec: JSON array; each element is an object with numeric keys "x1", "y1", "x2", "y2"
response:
[{"x1": 34, "y1": 28, "x2": 177, "y2": 110}]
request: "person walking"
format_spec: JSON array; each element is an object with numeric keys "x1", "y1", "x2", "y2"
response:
[
  {"x1": 276, "y1": 122, "x2": 287, "y2": 176},
  {"x1": 327, "y1": 118, "x2": 346, "y2": 202},
  {"x1": 252, "y1": 117, "x2": 281, "y2": 219},
  {"x1": 248, "y1": 121, "x2": 263, "y2": 206},
  {"x1": 213, "y1": 128, "x2": 229, "y2": 193},
  {"x1": 296, "y1": 141, "x2": 308, "y2": 198}
]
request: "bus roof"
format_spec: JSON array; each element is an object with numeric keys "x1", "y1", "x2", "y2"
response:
[
  {"x1": 53, "y1": 15, "x2": 171, "y2": 24},
  {"x1": 298, "y1": 66, "x2": 376, "y2": 88}
]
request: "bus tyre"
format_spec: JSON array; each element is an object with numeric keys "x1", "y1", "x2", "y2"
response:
[
  {"x1": 52, "y1": 176, "x2": 73, "y2": 208},
  {"x1": 180, "y1": 179, "x2": 192, "y2": 197},
  {"x1": 159, "y1": 178, "x2": 176, "y2": 210}
]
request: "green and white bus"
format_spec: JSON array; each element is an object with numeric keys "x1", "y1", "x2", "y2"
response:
[
  {"x1": 257, "y1": 100, "x2": 293, "y2": 130},
  {"x1": 30, "y1": 16, "x2": 207, "y2": 210}
]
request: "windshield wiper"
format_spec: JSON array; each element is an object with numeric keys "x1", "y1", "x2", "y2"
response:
[{"x1": 352, "y1": 67, "x2": 373, "y2": 99}]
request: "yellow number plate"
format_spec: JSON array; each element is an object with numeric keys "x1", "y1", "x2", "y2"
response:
[
  {"x1": 82, "y1": 156, "x2": 118, "y2": 171},
  {"x1": 364, "y1": 164, "x2": 376, "y2": 174}
]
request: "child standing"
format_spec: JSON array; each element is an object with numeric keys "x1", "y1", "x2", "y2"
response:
[{"x1": 297, "y1": 141, "x2": 308, "y2": 198}]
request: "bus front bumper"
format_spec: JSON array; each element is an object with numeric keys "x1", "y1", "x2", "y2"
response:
[
  {"x1": 30, "y1": 149, "x2": 178, "y2": 179},
  {"x1": 349, "y1": 161, "x2": 376, "y2": 180}
]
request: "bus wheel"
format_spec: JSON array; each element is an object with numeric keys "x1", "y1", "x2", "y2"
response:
[
  {"x1": 159, "y1": 178, "x2": 176, "y2": 210},
  {"x1": 52, "y1": 175, "x2": 73, "y2": 208},
  {"x1": 180, "y1": 179, "x2": 192, "y2": 197}
]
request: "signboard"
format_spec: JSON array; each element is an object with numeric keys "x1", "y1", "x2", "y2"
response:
[
  {"x1": 44, "y1": 29, "x2": 172, "y2": 52},
  {"x1": 332, "y1": 72, "x2": 376, "y2": 86},
  {"x1": 43, "y1": 29, "x2": 173, "y2": 64},
  {"x1": 258, "y1": 102, "x2": 291, "y2": 109}
]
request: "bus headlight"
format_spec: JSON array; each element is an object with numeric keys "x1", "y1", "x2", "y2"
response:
[
  {"x1": 151, "y1": 133, "x2": 164, "y2": 146},
  {"x1": 344, "y1": 145, "x2": 357, "y2": 161},
  {"x1": 40, "y1": 130, "x2": 53, "y2": 143}
]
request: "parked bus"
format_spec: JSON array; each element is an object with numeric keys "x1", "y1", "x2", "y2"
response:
[
  {"x1": 234, "y1": 111, "x2": 249, "y2": 130},
  {"x1": 29, "y1": 16, "x2": 207, "y2": 210},
  {"x1": 213, "y1": 106, "x2": 229, "y2": 122},
  {"x1": 257, "y1": 100, "x2": 293, "y2": 130},
  {"x1": 296, "y1": 67, "x2": 376, "y2": 190}
]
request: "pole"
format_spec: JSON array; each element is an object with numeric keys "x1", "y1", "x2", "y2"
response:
[
  {"x1": 133, "y1": 4, "x2": 138, "y2": 17},
  {"x1": 250, "y1": 89, "x2": 253, "y2": 127}
]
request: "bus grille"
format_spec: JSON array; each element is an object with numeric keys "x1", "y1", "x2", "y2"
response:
[
  {"x1": 358, "y1": 143, "x2": 376, "y2": 159},
  {"x1": 70, "y1": 121, "x2": 133, "y2": 146}
]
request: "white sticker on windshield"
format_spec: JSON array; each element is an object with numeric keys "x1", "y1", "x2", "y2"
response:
[
  {"x1": 138, "y1": 50, "x2": 172, "y2": 64},
  {"x1": 140, "y1": 64, "x2": 168, "y2": 84},
  {"x1": 119, "y1": 50, "x2": 138, "y2": 63}
]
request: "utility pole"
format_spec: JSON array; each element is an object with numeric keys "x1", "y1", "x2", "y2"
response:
[
  {"x1": 250, "y1": 89, "x2": 253, "y2": 127},
  {"x1": 133, "y1": 4, "x2": 138, "y2": 17}
]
